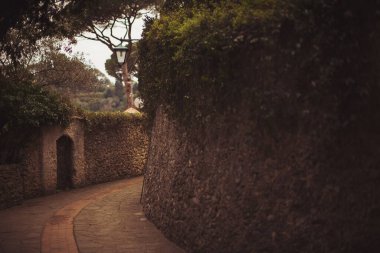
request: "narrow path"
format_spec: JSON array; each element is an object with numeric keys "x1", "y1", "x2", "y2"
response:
[
  {"x1": 0, "y1": 177, "x2": 184, "y2": 253},
  {"x1": 75, "y1": 177, "x2": 184, "y2": 253},
  {"x1": 40, "y1": 181, "x2": 128, "y2": 253}
]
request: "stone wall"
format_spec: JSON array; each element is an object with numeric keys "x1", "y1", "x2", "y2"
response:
[
  {"x1": 0, "y1": 116, "x2": 149, "y2": 209},
  {"x1": 19, "y1": 131, "x2": 43, "y2": 198},
  {"x1": 0, "y1": 118, "x2": 87, "y2": 204},
  {"x1": 84, "y1": 119, "x2": 148, "y2": 184},
  {"x1": 142, "y1": 106, "x2": 380, "y2": 253},
  {"x1": 0, "y1": 164, "x2": 23, "y2": 209},
  {"x1": 40, "y1": 118, "x2": 86, "y2": 193}
]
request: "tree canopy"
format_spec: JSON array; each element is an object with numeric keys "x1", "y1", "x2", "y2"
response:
[
  {"x1": 138, "y1": 0, "x2": 380, "y2": 127},
  {"x1": 29, "y1": 42, "x2": 109, "y2": 94},
  {"x1": 0, "y1": 0, "x2": 146, "y2": 63},
  {"x1": 0, "y1": 0, "x2": 137, "y2": 40},
  {"x1": 0, "y1": 0, "x2": 141, "y2": 132}
]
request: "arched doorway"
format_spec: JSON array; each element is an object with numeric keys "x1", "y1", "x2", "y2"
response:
[{"x1": 56, "y1": 135, "x2": 74, "y2": 190}]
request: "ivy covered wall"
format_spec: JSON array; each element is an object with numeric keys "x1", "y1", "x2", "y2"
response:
[
  {"x1": 139, "y1": 0, "x2": 380, "y2": 129},
  {"x1": 140, "y1": 1, "x2": 380, "y2": 252}
]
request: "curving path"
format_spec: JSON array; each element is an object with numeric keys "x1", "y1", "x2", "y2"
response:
[{"x1": 0, "y1": 177, "x2": 184, "y2": 253}]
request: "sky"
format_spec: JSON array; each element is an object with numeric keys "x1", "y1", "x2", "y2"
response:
[{"x1": 70, "y1": 17, "x2": 147, "y2": 83}]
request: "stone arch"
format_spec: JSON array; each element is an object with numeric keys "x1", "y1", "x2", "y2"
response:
[
  {"x1": 56, "y1": 135, "x2": 74, "y2": 190},
  {"x1": 41, "y1": 119, "x2": 85, "y2": 193}
]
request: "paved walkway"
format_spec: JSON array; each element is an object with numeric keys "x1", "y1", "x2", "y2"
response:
[{"x1": 0, "y1": 177, "x2": 184, "y2": 253}]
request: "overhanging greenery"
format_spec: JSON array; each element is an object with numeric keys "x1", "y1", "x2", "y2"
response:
[
  {"x1": 83, "y1": 111, "x2": 145, "y2": 130},
  {"x1": 138, "y1": 0, "x2": 380, "y2": 131},
  {"x1": 0, "y1": 76, "x2": 73, "y2": 132}
]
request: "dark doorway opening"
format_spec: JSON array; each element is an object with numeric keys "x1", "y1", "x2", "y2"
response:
[{"x1": 56, "y1": 135, "x2": 74, "y2": 190}]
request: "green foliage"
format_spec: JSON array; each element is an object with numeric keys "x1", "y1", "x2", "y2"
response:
[
  {"x1": 138, "y1": 0, "x2": 380, "y2": 130},
  {"x1": 30, "y1": 51, "x2": 110, "y2": 95},
  {"x1": 83, "y1": 111, "x2": 144, "y2": 130},
  {"x1": 138, "y1": 0, "x2": 285, "y2": 123},
  {"x1": 0, "y1": 0, "x2": 137, "y2": 44},
  {"x1": 105, "y1": 53, "x2": 120, "y2": 80},
  {"x1": 71, "y1": 89, "x2": 127, "y2": 112},
  {"x1": 0, "y1": 73, "x2": 75, "y2": 163},
  {"x1": 1, "y1": 0, "x2": 156, "y2": 67},
  {"x1": 114, "y1": 80, "x2": 125, "y2": 100},
  {"x1": 0, "y1": 75, "x2": 73, "y2": 132},
  {"x1": 0, "y1": 0, "x2": 148, "y2": 162}
]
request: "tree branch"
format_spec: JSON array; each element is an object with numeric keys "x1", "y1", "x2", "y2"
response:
[{"x1": 110, "y1": 17, "x2": 121, "y2": 41}]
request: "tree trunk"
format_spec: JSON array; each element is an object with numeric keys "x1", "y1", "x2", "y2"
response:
[{"x1": 121, "y1": 62, "x2": 133, "y2": 108}]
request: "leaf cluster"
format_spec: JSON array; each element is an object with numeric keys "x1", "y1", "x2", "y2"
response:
[
  {"x1": 138, "y1": 0, "x2": 284, "y2": 123},
  {"x1": 0, "y1": 75, "x2": 74, "y2": 133},
  {"x1": 0, "y1": 0, "x2": 140, "y2": 63},
  {"x1": 83, "y1": 111, "x2": 144, "y2": 130},
  {"x1": 138, "y1": 0, "x2": 380, "y2": 131},
  {"x1": 30, "y1": 51, "x2": 109, "y2": 95}
]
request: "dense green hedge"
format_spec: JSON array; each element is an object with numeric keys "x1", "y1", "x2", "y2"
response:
[
  {"x1": 0, "y1": 76, "x2": 73, "y2": 132},
  {"x1": 83, "y1": 111, "x2": 145, "y2": 130},
  {"x1": 139, "y1": 0, "x2": 269, "y2": 123},
  {"x1": 138, "y1": 0, "x2": 380, "y2": 130}
]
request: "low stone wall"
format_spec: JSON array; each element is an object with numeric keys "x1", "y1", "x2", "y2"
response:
[
  {"x1": 142, "y1": 107, "x2": 380, "y2": 253},
  {"x1": 40, "y1": 119, "x2": 86, "y2": 193},
  {"x1": 84, "y1": 118, "x2": 148, "y2": 185},
  {"x1": 0, "y1": 115, "x2": 149, "y2": 209},
  {"x1": 0, "y1": 164, "x2": 23, "y2": 209},
  {"x1": 20, "y1": 132, "x2": 43, "y2": 198}
]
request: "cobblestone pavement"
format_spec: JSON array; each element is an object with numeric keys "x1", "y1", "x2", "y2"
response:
[
  {"x1": 0, "y1": 177, "x2": 184, "y2": 253},
  {"x1": 75, "y1": 177, "x2": 184, "y2": 253}
]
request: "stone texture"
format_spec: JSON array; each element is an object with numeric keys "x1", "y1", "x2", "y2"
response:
[
  {"x1": 20, "y1": 131, "x2": 43, "y2": 198},
  {"x1": 41, "y1": 119, "x2": 86, "y2": 193},
  {"x1": 84, "y1": 120, "x2": 148, "y2": 184},
  {"x1": 0, "y1": 164, "x2": 23, "y2": 209},
  {"x1": 142, "y1": 107, "x2": 380, "y2": 253},
  {"x1": 0, "y1": 117, "x2": 148, "y2": 209},
  {"x1": 0, "y1": 177, "x2": 184, "y2": 253},
  {"x1": 75, "y1": 177, "x2": 184, "y2": 253}
]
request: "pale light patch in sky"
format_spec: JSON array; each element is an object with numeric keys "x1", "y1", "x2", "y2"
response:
[{"x1": 70, "y1": 17, "x2": 147, "y2": 84}]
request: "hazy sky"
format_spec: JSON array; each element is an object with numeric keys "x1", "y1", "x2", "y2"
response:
[{"x1": 71, "y1": 17, "x2": 147, "y2": 83}]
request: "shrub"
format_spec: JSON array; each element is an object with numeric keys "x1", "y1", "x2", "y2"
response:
[
  {"x1": 0, "y1": 75, "x2": 73, "y2": 132},
  {"x1": 83, "y1": 111, "x2": 145, "y2": 130},
  {"x1": 0, "y1": 75, "x2": 74, "y2": 163},
  {"x1": 138, "y1": 0, "x2": 380, "y2": 131}
]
